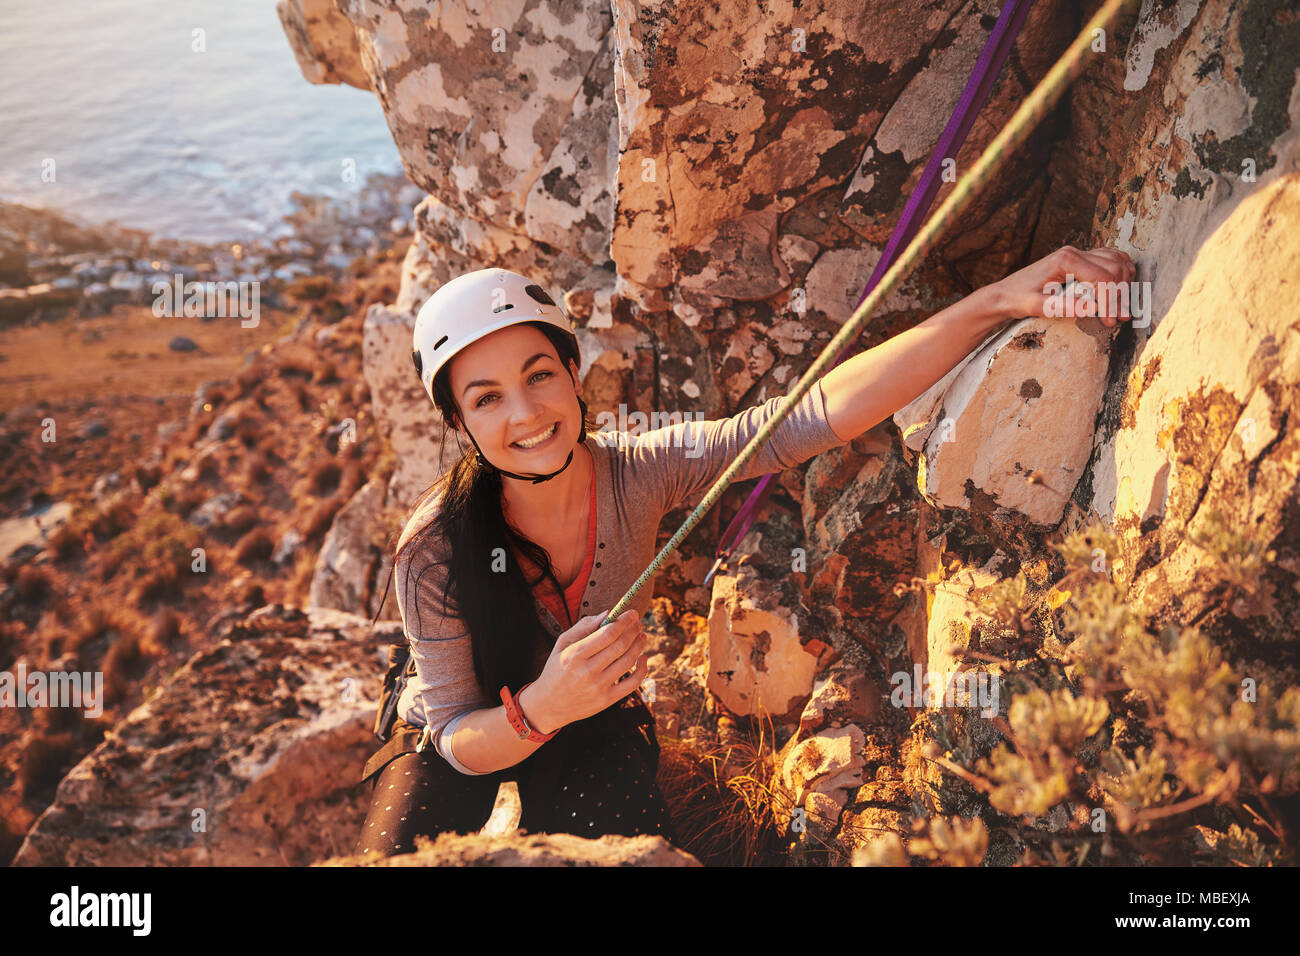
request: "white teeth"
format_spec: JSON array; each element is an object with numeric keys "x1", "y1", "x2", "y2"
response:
[{"x1": 513, "y1": 423, "x2": 556, "y2": 448}]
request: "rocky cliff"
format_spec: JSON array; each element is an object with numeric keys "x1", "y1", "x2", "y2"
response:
[{"x1": 16, "y1": 0, "x2": 1295, "y2": 867}]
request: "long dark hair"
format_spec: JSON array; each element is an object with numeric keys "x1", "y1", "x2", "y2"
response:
[{"x1": 386, "y1": 321, "x2": 591, "y2": 698}]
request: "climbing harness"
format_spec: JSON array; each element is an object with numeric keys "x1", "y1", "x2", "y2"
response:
[
  {"x1": 602, "y1": 0, "x2": 1139, "y2": 628},
  {"x1": 706, "y1": 0, "x2": 1035, "y2": 585}
]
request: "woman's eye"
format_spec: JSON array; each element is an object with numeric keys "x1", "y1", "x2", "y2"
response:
[{"x1": 474, "y1": 371, "x2": 552, "y2": 408}]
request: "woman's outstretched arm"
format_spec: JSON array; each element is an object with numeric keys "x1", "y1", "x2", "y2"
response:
[{"x1": 819, "y1": 245, "x2": 1136, "y2": 443}]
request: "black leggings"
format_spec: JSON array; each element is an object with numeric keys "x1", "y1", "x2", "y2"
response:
[{"x1": 355, "y1": 695, "x2": 677, "y2": 857}]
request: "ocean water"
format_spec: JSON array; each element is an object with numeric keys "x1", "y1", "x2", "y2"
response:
[{"x1": 0, "y1": 0, "x2": 404, "y2": 243}]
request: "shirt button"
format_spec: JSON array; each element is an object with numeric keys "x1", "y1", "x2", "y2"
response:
[
  {"x1": 595, "y1": 562, "x2": 601, "y2": 568},
  {"x1": 598, "y1": 543, "x2": 605, "y2": 549}
]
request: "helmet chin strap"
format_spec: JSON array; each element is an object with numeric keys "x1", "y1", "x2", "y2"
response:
[{"x1": 463, "y1": 427, "x2": 575, "y2": 484}]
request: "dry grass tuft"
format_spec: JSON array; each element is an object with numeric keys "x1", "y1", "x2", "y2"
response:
[{"x1": 656, "y1": 721, "x2": 789, "y2": 866}]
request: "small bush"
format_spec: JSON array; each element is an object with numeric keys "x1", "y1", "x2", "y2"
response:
[
  {"x1": 132, "y1": 463, "x2": 163, "y2": 494},
  {"x1": 147, "y1": 606, "x2": 183, "y2": 648},
  {"x1": 233, "y1": 527, "x2": 275, "y2": 566},
  {"x1": 222, "y1": 504, "x2": 260, "y2": 535},
  {"x1": 301, "y1": 498, "x2": 343, "y2": 541},
  {"x1": 13, "y1": 565, "x2": 53, "y2": 605},
  {"x1": 67, "y1": 602, "x2": 139, "y2": 659},
  {"x1": 308, "y1": 460, "x2": 342, "y2": 496},
  {"x1": 46, "y1": 521, "x2": 85, "y2": 563},
  {"x1": 656, "y1": 724, "x2": 788, "y2": 867},
  {"x1": 130, "y1": 566, "x2": 185, "y2": 606},
  {"x1": 86, "y1": 495, "x2": 138, "y2": 541},
  {"x1": 19, "y1": 732, "x2": 80, "y2": 804},
  {"x1": 285, "y1": 275, "x2": 333, "y2": 301},
  {"x1": 912, "y1": 516, "x2": 1298, "y2": 866},
  {"x1": 103, "y1": 628, "x2": 158, "y2": 705},
  {"x1": 105, "y1": 511, "x2": 203, "y2": 574}
]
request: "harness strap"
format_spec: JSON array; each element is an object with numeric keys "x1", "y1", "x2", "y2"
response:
[{"x1": 360, "y1": 724, "x2": 426, "y2": 785}]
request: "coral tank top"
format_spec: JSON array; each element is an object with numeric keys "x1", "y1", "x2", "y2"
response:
[{"x1": 534, "y1": 463, "x2": 597, "y2": 630}]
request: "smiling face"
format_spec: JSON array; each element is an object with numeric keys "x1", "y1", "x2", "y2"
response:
[{"x1": 447, "y1": 323, "x2": 583, "y2": 471}]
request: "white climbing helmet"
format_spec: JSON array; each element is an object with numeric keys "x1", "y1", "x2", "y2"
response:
[{"x1": 411, "y1": 268, "x2": 577, "y2": 409}]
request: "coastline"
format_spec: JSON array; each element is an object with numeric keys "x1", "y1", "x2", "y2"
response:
[{"x1": 0, "y1": 170, "x2": 422, "y2": 327}]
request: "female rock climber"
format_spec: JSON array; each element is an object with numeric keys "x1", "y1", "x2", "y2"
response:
[{"x1": 355, "y1": 245, "x2": 1134, "y2": 857}]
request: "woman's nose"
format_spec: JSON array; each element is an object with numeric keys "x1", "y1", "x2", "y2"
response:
[{"x1": 506, "y1": 390, "x2": 546, "y2": 422}]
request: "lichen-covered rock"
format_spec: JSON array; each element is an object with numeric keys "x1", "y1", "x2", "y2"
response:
[
  {"x1": 1110, "y1": 172, "x2": 1300, "y2": 638},
  {"x1": 277, "y1": 0, "x2": 371, "y2": 89},
  {"x1": 12, "y1": 606, "x2": 394, "y2": 866},
  {"x1": 608, "y1": 0, "x2": 1072, "y2": 311},
  {"x1": 800, "y1": 423, "x2": 918, "y2": 643},
  {"x1": 882, "y1": 0, "x2": 1300, "y2": 598},
  {"x1": 335, "y1": 0, "x2": 616, "y2": 260},
  {"x1": 798, "y1": 664, "x2": 882, "y2": 735},
  {"x1": 362, "y1": 300, "x2": 462, "y2": 509}
]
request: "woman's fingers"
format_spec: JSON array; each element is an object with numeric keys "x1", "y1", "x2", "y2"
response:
[
  {"x1": 1045, "y1": 246, "x2": 1138, "y2": 325},
  {"x1": 571, "y1": 608, "x2": 638, "y2": 662},
  {"x1": 608, "y1": 654, "x2": 650, "y2": 705},
  {"x1": 1054, "y1": 245, "x2": 1120, "y2": 287},
  {"x1": 1090, "y1": 248, "x2": 1137, "y2": 293},
  {"x1": 588, "y1": 616, "x2": 643, "y2": 675},
  {"x1": 599, "y1": 630, "x2": 647, "y2": 687},
  {"x1": 1086, "y1": 247, "x2": 1135, "y2": 285}
]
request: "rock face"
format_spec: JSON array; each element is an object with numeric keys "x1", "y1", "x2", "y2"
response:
[
  {"x1": 280, "y1": 0, "x2": 1300, "y2": 859},
  {"x1": 13, "y1": 606, "x2": 392, "y2": 866},
  {"x1": 297, "y1": 0, "x2": 1080, "y2": 558},
  {"x1": 1113, "y1": 174, "x2": 1300, "y2": 635},
  {"x1": 778, "y1": 725, "x2": 867, "y2": 840}
]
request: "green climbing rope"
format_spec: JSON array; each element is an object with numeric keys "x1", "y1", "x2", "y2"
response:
[{"x1": 601, "y1": 0, "x2": 1139, "y2": 629}]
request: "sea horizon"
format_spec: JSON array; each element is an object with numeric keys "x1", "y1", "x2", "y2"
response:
[{"x1": 0, "y1": 0, "x2": 405, "y2": 245}]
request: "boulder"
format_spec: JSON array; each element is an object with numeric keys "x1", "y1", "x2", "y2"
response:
[
  {"x1": 706, "y1": 557, "x2": 832, "y2": 718},
  {"x1": 12, "y1": 606, "x2": 395, "y2": 866},
  {"x1": 309, "y1": 478, "x2": 386, "y2": 616}
]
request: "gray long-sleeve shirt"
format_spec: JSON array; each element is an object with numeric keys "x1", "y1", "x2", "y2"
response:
[{"x1": 393, "y1": 379, "x2": 845, "y2": 773}]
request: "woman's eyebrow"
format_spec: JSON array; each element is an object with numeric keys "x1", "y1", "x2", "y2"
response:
[{"x1": 461, "y1": 352, "x2": 553, "y2": 398}]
